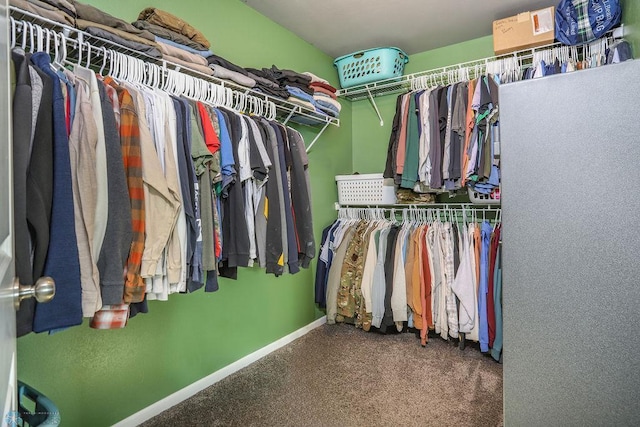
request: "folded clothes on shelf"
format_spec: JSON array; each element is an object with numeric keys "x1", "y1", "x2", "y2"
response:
[
  {"x1": 302, "y1": 71, "x2": 330, "y2": 85},
  {"x1": 10, "y1": 0, "x2": 74, "y2": 25},
  {"x1": 133, "y1": 20, "x2": 210, "y2": 52},
  {"x1": 82, "y1": 25, "x2": 162, "y2": 59},
  {"x1": 287, "y1": 96, "x2": 316, "y2": 111},
  {"x1": 164, "y1": 54, "x2": 214, "y2": 76},
  {"x1": 154, "y1": 36, "x2": 213, "y2": 58},
  {"x1": 157, "y1": 40, "x2": 209, "y2": 66},
  {"x1": 313, "y1": 95, "x2": 341, "y2": 116},
  {"x1": 252, "y1": 84, "x2": 291, "y2": 100},
  {"x1": 210, "y1": 64, "x2": 256, "y2": 88},
  {"x1": 310, "y1": 81, "x2": 338, "y2": 93},
  {"x1": 311, "y1": 85, "x2": 337, "y2": 99},
  {"x1": 75, "y1": 1, "x2": 155, "y2": 41},
  {"x1": 138, "y1": 7, "x2": 210, "y2": 49},
  {"x1": 207, "y1": 54, "x2": 250, "y2": 76}
]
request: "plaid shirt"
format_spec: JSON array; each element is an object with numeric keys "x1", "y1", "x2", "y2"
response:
[
  {"x1": 90, "y1": 304, "x2": 129, "y2": 329},
  {"x1": 106, "y1": 78, "x2": 146, "y2": 303}
]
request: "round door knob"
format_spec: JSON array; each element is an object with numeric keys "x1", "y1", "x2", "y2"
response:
[{"x1": 14, "y1": 276, "x2": 56, "y2": 310}]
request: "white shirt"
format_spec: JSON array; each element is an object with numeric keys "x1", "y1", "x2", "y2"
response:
[
  {"x1": 391, "y1": 224, "x2": 409, "y2": 325},
  {"x1": 74, "y1": 65, "x2": 108, "y2": 261}
]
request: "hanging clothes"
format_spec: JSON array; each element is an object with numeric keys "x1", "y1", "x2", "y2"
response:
[
  {"x1": 317, "y1": 208, "x2": 502, "y2": 357},
  {"x1": 10, "y1": 27, "x2": 318, "y2": 334},
  {"x1": 384, "y1": 73, "x2": 504, "y2": 200}
]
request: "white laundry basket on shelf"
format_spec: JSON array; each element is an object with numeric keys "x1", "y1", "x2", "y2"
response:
[
  {"x1": 467, "y1": 187, "x2": 501, "y2": 204},
  {"x1": 335, "y1": 173, "x2": 396, "y2": 205}
]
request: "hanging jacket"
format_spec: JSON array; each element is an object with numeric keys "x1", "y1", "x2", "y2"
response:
[
  {"x1": 13, "y1": 50, "x2": 36, "y2": 336},
  {"x1": 285, "y1": 127, "x2": 315, "y2": 268},
  {"x1": 32, "y1": 52, "x2": 82, "y2": 333},
  {"x1": 96, "y1": 81, "x2": 133, "y2": 305}
]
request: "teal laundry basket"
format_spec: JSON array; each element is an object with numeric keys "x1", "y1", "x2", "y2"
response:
[
  {"x1": 333, "y1": 46, "x2": 408, "y2": 88},
  {"x1": 15, "y1": 381, "x2": 60, "y2": 426}
]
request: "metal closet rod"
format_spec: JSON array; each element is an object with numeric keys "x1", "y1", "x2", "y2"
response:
[
  {"x1": 337, "y1": 203, "x2": 500, "y2": 209},
  {"x1": 337, "y1": 206, "x2": 502, "y2": 222}
]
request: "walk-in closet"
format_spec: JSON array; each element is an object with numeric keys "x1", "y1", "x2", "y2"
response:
[{"x1": 1, "y1": 1, "x2": 639, "y2": 426}]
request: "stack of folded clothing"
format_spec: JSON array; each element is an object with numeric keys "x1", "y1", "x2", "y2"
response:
[
  {"x1": 266, "y1": 65, "x2": 321, "y2": 110},
  {"x1": 303, "y1": 72, "x2": 341, "y2": 118},
  {"x1": 9, "y1": 0, "x2": 75, "y2": 26},
  {"x1": 133, "y1": 7, "x2": 213, "y2": 74},
  {"x1": 284, "y1": 84, "x2": 316, "y2": 110},
  {"x1": 73, "y1": 1, "x2": 162, "y2": 59},
  {"x1": 245, "y1": 67, "x2": 291, "y2": 99},
  {"x1": 207, "y1": 54, "x2": 256, "y2": 88}
]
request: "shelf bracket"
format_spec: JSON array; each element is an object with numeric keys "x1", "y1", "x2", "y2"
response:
[
  {"x1": 305, "y1": 120, "x2": 331, "y2": 153},
  {"x1": 367, "y1": 87, "x2": 384, "y2": 126},
  {"x1": 282, "y1": 106, "x2": 300, "y2": 125}
]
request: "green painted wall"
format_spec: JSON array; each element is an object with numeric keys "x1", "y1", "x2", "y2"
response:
[
  {"x1": 16, "y1": 1, "x2": 640, "y2": 425},
  {"x1": 623, "y1": 0, "x2": 640, "y2": 52},
  {"x1": 15, "y1": 1, "x2": 352, "y2": 426},
  {"x1": 351, "y1": 36, "x2": 494, "y2": 174}
]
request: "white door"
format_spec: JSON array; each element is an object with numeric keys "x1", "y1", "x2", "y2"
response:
[{"x1": 0, "y1": 0, "x2": 17, "y2": 426}]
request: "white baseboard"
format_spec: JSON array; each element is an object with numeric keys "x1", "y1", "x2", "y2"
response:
[{"x1": 112, "y1": 316, "x2": 327, "y2": 427}]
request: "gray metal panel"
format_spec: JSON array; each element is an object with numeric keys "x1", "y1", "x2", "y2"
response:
[{"x1": 500, "y1": 60, "x2": 640, "y2": 427}]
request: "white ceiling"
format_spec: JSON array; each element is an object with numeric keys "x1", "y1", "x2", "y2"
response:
[{"x1": 241, "y1": 0, "x2": 557, "y2": 58}]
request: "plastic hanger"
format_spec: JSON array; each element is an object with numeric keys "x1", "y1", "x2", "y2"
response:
[
  {"x1": 22, "y1": 22, "x2": 32, "y2": 53},
  {"x1": 29, "y1": 22, "x2": 37, "y2": 53},
  {"x1": 162, "y1": 67, "x2": 173, "y2": 92},
  {"x1": 192, "y1": 77, "x2": 201, "y2": 101},
  {"x1": 206, "y1": 83, "x2": 216, "y2": 105},
  {"x1": 143, "y1": 62, "x2": 152, "y2": 87},
  {"x1": 123, "y1": 53, "x2": 132, "y2": 82},
  {"x1": 50, "y1": 31, "x2": 66, "y2": 71},
  {"x1": 213, "y1": 84, "x2": 223, "y2": 106},
  {"x1": 51, "y1": 31, "x2": 60, "y2": 66},
  {"x1": 75, "y1": 38, "x2": 84, "y2": 66},
  {"x1": 270, "y1": 100, "x2": 277, "y2": 120},
  {"x1": 113, "y1": 52, "x2": 123, "y2": 81},
  {"x1": 84, "y1": 42, "x2": 92, "y2": 69},
  {"x1": 198, "y1": 79, "x2": 206, "y2": 102},
  {"x1": 154, "y1": 64, "x2": 163, "y2": 89},
  {"x1": 98, "y1": 47, "x2": 108, "y2": 76},
  {"x1": 9, "y1": 17, "x2": 16, "y2": 49},
  {"x1": 33, "y1": 24, "x2": 42, "y2": 52},
  {"x1": 107, "y1": 49, "x2": 116, "y2": 77},
  {"x1": 44, "y1": 28, "x2": 52, "y2": 56},
  {"x1": 137, "y1": 57, "x2": 146, "y2": 85}
]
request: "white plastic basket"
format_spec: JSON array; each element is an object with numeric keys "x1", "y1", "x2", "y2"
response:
[
  {"x1": 468, "y1": 187, "x2": 501, "y2": 205},
  {"x1": 335, "y1": 173, "x2": 397, "y2": 205}
]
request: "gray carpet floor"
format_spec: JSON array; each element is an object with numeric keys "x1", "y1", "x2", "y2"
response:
[{"x1": 140, "y1": 324, "x2": 503, "y2": 427}]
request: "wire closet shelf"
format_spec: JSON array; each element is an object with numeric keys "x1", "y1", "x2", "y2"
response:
[
  {"x1": 336, "y1": 26, "x2": 624, "y2": 102},
  {"x1": 9, "y1": 6, "x2": 340, "y2": 130}
]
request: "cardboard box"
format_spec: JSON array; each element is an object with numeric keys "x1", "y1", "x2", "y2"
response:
[{"x1": 493, "y1": 6, "x2": 555, "y2": 55}]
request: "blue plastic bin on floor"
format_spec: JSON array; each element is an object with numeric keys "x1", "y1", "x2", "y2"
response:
[{"x1": 15, "y1": 381, "x2": 60, "y2": 426}]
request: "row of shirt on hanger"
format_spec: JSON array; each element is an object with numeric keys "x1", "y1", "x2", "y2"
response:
[
  {"x1": 12, "y1": 48, "x2": 314, "y2": 336},
  {"x1": 384, "y1": 75, "x2": 500, "y2": 198},
  {"x1": 495, "y1": 39, "x2": 634, "y2": 83},
  {"x1": 315, "y1": 213, "x2": 503, "y2": 361}
]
